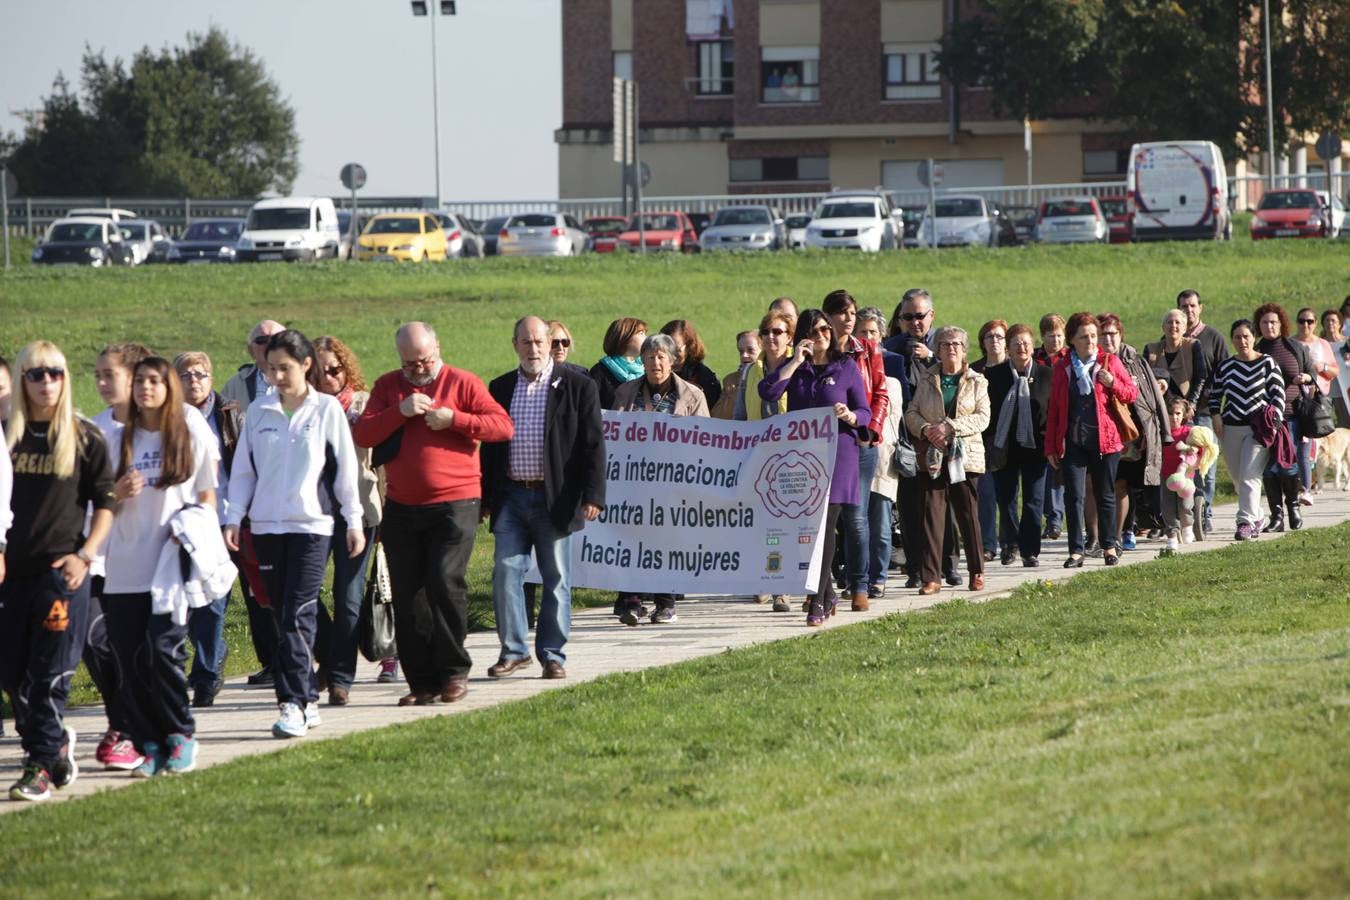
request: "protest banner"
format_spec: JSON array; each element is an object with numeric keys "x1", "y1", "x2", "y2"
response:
[{"x1": 572, "y1": 408, "x2": 839, "y2": 595}]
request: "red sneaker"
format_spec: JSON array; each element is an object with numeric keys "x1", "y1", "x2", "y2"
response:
[
  {"x1": 94, "y1": 729, "x2": 120, "y2": 765},
  {"x1": 103, "y1": 738, "x2": 146, "y2": 771}
]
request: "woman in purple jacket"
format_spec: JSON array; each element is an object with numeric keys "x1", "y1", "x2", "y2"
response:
[{"x1": 760, "y1": 309, "x2": 872, "y2": 626}]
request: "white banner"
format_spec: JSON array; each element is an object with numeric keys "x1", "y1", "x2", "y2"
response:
[{"x1": 571, "y1": 409, "x2": 840, "y2": 594}]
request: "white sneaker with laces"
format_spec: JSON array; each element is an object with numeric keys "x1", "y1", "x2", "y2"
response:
[
  {"x1": 271, "y1": 702, "x2": 308, "y2": 739},
  {"x1": 304, "y1": 703, "x2": 322, "y2": 729}
]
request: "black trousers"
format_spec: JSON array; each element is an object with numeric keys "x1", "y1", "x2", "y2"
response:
[
  {"x1": 381, "y1": 499, "x2": 480, "y2": 692},
  {"x1": 898, "y1": 475, "x2": 959, "y2": 578},
  {"x1": 85, "y1": 578, "x2": 131, "y2": 735},
  {"x1": 103, "y1": 592, "x2": 194, "y2": 746},
  {"x1": 0, "y1": 568, "x2": 90, "y2": 770},
  {"x1": 253, "y1": 532, "x2": 329, "y2": 707}
]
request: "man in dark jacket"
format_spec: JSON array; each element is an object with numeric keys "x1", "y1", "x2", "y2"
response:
[
  {"x1": 1177, "y1": 290, "x2": 1227, "y2": 532},
  {"x1": 481, "y1": 317, "x2": 606, "y2": 680}
]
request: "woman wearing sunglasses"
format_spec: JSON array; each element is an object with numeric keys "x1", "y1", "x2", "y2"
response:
[
  {"x1": 547, "y1": 320, "x2": 582, "y2": 371},
  {"x1": 2, "y1": 343, "x2": 116, "y2": 801},
  {"x1": 759, "y1": 310, "x2": 872, "y2": 626}
]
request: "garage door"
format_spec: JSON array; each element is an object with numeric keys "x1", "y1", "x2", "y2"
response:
[{"x1": 882, "y1": 159, "x2": 1006, "y2": 191}]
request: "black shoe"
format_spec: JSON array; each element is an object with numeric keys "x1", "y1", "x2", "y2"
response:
[
  {"x1": 1086, "y1": 545, "x2": 1104, "y2": 558},
  {"x1": 1064, "y1": 555, "x2": 1085, "y2": 568},
  {"x1": 944, "y1": 572, "x2": 962, "y2": 587},
  {"x1": 192, "y1": 686, "x2": 217, "y2": 709},
  {"x1": 1261, "y1": 511, "x2": 1284, "y2": 533},
  {"x1": 1023, "y1": 556, "x2": 1039, "y2": 568},
  {"x1": 982, "y1": 549, "x2": 997, "y2": 562},
  {"x1": 1042, "y1": 525, "x2": 1062, "y2": 540},
  {"x1": 867, "y1": 584, "x2": 884, "y2": 599},
  {"x1": 50, "y1": 727, "x2": 77, "y2": 789},
  {"x1": 1104, "y1": 551, "x2": 1119, "y2": 566},
  {"x1": 1000, "y1": 547, "x2": 1017, "y2": 566},
  {"x1": 1288, "y1": 506, "x2": 1303, "y2": 530},
  {"x1": 904, "y1": 574, "x2": 920, "y2": 589},
  {"x1": 246, "y1": 667, "x2": 274, "y2": 687}
]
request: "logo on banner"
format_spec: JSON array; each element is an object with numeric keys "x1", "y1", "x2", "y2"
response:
[
  {"x1": 755, "y1": 449, "x2": 830, "y2": 519},
  {"x1": 798, "y1": 534, "x2": 812, "y2": 544},
  {"x1": 765, "y1": 536, "x2": 780, "y2": 546},
  {"x1": 766, "y1": 552, "x2": 781, "y2": 573}
]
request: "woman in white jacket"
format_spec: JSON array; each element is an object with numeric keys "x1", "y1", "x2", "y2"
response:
[
  {"x1": 225, "y1": 330, "x2": 365, "y2": 740},
  {"x1": 101, "y1": 357, "x2": 218, "y2": 777}
]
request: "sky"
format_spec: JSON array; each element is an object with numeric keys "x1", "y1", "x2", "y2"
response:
[{"x1": 0, "y1": 0, "x2": 562, "y2": 201}]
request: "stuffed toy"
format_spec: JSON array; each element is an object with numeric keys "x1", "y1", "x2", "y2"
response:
[{"x1": 1166, "y1": 443, "x2": 1199, "y2": 500}]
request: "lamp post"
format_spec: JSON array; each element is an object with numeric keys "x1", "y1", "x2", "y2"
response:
[{"x1": 411, "y1": 1, "x2": 457, "y2": 208}]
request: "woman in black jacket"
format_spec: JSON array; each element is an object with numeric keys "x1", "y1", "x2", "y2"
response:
[
  {"x1": 985, "y1": 324, "x2": 1053, "y2": 566},
  {"x1": 660, "y1": 319, "x2": 720, "y2": 409},
  {"x1": 1254, "y1": 303, "x2": 1315, "y2": 530}
]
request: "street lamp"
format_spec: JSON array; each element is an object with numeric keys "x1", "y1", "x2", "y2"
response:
[{"x1": 410, "y1": 0, "x2": 457, "y2": 207}]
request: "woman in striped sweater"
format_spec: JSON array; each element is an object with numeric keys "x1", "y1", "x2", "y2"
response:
[{"x1": 1208, "y1": 319, "x2": 1285, "y2": 540}]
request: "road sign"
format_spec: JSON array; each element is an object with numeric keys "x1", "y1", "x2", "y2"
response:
[
  {"x1": 917, "y1": 160, "x2": 944, "y2": 188},
  {"x1": 1315, "y1": 132, "x2": 1342, "y2": 162},
  {"x1": 613, "y1": 77, "x2": 627, "y2": 163},
  {"x1": 340, "y1": 163, "x2": 367, "y2": 190}
]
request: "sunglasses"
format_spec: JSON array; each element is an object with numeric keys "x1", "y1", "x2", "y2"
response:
[
  {"x1": 251, "y1": 336, "x2": 272, "y2": 346},
  {"x1": 811, "y1": 326, "x2": 833, "y2": 335},
  {"x1": 179, "y1": 371, "x2": 211, "y2": 381},
  {"x1": 323, "y1": 365, "x2": 344, "y2": 378},
  {"x1": 760, "y1": 328, "x2": 788, "y2": 337},
  {"x1": 551, "y1": 338, "x2": 571, "y2": 349},
  {"x1": 24, "y1": 366, "x2": 65, "y2": 383},
  {"x1": 1298, "y1": 318, "x2": 1316, "y2": 325},
  {"x1": 900, "y1": 311, "x2": 930, "y2": 322}
]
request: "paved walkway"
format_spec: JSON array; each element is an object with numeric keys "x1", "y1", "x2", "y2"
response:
[{"x1": 4, "y1": 489, "x2": 1348, "y2": 811}]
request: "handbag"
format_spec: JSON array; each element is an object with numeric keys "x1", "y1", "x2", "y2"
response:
[
  {"x1": 1107, "y1": 392, "x2": 1141, "y2": 445},
  {"x1": 358, "y1": 538, "x2": 398, "y2": 663},
  {"x1": 893, "y1": 432, "x2": 918, "y2": 479},
  {"x1": 1298, "y1": 386, "x2": 1335, "y2": 438}
]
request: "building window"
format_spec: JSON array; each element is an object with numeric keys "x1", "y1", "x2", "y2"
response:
[
  {"x1": 883, "y1": 42, "x2": 940, "y2": 100},
  {"x1": 729, "y1": 156, "x2": 829, "y2": 182},
  {"x1": 613, "y1": 51, "x2": 633, "y2": 81},
  {"x1": 1083, "y1": 149, "x2": 1128, "y2": 177},
  {"x1": 761, "y1": 46, "x2": 820, "y2": 103},
  {"x1": 696, "y1": 40, "x2": 734, "y2": 95}
]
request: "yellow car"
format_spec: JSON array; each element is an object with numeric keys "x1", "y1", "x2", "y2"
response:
[{"x1": 354, "y1": 212, "x2": 449, "y2": 262}]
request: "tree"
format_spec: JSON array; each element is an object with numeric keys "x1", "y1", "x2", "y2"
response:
[{"x1": 6, "y1": 27, "x2": 298, "y2": 196}]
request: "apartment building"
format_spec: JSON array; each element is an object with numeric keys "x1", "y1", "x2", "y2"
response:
[{"x1": 556, "y1": 0, "x2": 1133, "y2": 198}]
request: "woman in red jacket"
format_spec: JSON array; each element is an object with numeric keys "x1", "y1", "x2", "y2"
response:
[{"x1": 1044, "y1": 312, "x2": 1139, "y2": 568}]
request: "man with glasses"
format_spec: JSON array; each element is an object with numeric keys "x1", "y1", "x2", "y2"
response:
[
  {"x1": 354, "y1": 322, "x2": 513, "y2": 705},
  {"x1": 221, "y1": 319, "x2": 285, "y2": 424},
  {"x1": 1176, "y1": 290, "x2": 1227, "y2": 533}
]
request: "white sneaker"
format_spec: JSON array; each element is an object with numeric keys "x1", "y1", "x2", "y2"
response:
[
  {"x1": 271, "y1": 702, "x2": 307, "y2": 739},
  {"x1": 1166, "y1": 537, "x2": 1179, "y2": 552},
  {"x1": 1181, "y1": 530, "x2": 1196, "y2": 544},
  {"x1": 304, "y1": 703, "x2": 322, "y2": 729}
]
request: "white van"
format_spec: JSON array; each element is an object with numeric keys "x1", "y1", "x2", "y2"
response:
[
  {"x1": 1126, "y1": 141, "x2": 1231, "y2": 241},
  {"x1": 236, "y1": 196, "x2": 342, "y2": 262}
]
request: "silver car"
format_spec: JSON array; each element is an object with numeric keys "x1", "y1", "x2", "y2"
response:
[
  {"x1": 785, "y1": 214, "x2": 811, "y2": 249},
  {"x1": 117, "y1": 219, "x2": 171, "y2": 264},
  {"x1": 699, "y1": 205, "x2": 787, "y2": 251},
  {"x1": 497, "y1": 212, "x2": 589, "y2": 257},
  {"x1": 1033, "y1": 196, "x2": 1109, "y2": 244},
  {"x1": 433, "y1": 212, "x2": 487, "y2": 257},
  {"x1": 918, "y1": 196, "x2": 997, "y2": 248}
]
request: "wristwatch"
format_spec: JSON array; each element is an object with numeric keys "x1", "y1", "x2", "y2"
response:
[{"x1": 76, "y1": 547, "x2": 95, "y2": 564}]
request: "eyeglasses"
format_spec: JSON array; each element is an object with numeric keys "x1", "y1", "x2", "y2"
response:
[
  {"x1": 811, "y1": 326, "x2": 833, "y2": 336},
  {"x1": 938, "y1": 341, "x2": 965, "y2": 350},
  {"x1": 400, "y1": 355, "x2": 436, "y2": 371},
  {"x1": 985, "y1": 334, "x2": 1006, "y2": 342},
  {"x1": 759, "y1": 328, "x2": 788, "y2": 337},
  {"x1": 1101, "y1": 331, "x2": 1120, "y2": 338},
  {"x1": 179, "y1": 371, "x2": 211, "y2": 382},
  {"x1": 551, "y1": 338, "x2": 571, "y2": 349},
  {"x1": 323, "y1": 366, "x2": 344, "y2": 378},
  {"x1": 23, "y1": 366, "x2": 65, "y2": 383},
  {"x1": 251, "y1": 336, "x2": 272, "y2": 346},
  {"x1": 1298, "y1": 318, "x2": 1316, "y2": 325},
  {"x1": 900, "y1": 311, "x2": 931, "y2": 322}
]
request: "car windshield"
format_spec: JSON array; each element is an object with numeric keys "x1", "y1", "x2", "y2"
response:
[
  {"x1": 1042, "y1": 201, "x2": 1095, "y2": 218},
  {"x1": 785, "y1": 215, "x2": 811, "y2": 228},
  {"x1": 586, "y1": 220, "x2": 625, "y2": 235},
  {"x1": 509, "y1": 214, "x2": 560, "y2": 228},
  {"x1": 367, "y1": 217, "x2": 421, "y2": 234},
  {"x1": 432, "y1": 213, "x2": 455, "y2": 228},
  {"x1": 247, "y1": 208, "x2": 311, "y2": 230},
  {"x1": 48, "y1": 223, "x2": 104, "y2": 242},
  {"x1": 1099, "y1": 199, "x2": 1126, "y2": 216},
  {"x1": 183, "y1": 222, "x2": 242, "y2": 241},
  {"x1": 628, "y1": 214, "x2": 680, "y2": 230},
  {"x1": 1259, "y1": 191, "x2": 1318, "y2": 210},
  {"x1": 714, "y1": 208, "x2": 772, "y2": 226},
  {"x1": 817, "y1": 202, "x2": 878, "y2": 219},
  {"x1": 118, "y1": 223, "x2": 148, "y2": 239},
  {"x1": 934, "y1": 198, "x2": 984, "y2": 218}
]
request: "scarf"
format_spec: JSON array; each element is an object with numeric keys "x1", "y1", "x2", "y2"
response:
[
  {"x1": 335, "y1": 385, "x2": 355, "y2": 412},
  {"x1": 601, "y1": 354, "x2": 644, "y2": 383},
  {"x1": 1070, "y1": 352, "x2": 1096, "y2": 396},
  {"x1": 994, "y1": 362, "x2": 1036, "y2": 450}
]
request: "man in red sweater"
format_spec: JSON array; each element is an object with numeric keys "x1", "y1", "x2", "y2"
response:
[{"x1": 353, "y1": 322, "x2": 513, "y2": 705}]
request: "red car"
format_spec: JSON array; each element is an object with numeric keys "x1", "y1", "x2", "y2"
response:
[
  {"x1": 1099, "y1": 195, "x2": 1132, "y2": 243},
  {"x1": 617, "y1": 210, "x2": 699, "y2": 252},
  {"x1": 583, "y1": 216, "x2": 627, "y2": 253},
  {"x1": 1250, "y1": 189, "x2": 1329, "y2": 240}
]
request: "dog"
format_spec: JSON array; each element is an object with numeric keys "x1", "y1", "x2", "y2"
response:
[{"x1": 1312, "y1": 427, "x2": 1350, "y2": 492}]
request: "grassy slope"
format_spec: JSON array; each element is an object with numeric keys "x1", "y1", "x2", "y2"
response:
[{"x1": 0, "y1": 523, "x2": 1346, "y2": 896}]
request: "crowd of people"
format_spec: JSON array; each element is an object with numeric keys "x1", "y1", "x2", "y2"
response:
[{"x1": 2, "y1": 289, "x2": 1348, "y2": 802}]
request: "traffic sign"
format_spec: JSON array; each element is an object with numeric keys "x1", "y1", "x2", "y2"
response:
[
  {"x1": 340, "y1": 163, "x2": 367, "y2": 190},
  {"x1": 1315, "y1": 132, "x2": 1342, "y2": 162}
]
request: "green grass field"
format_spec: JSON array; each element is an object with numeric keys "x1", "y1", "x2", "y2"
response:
[{"x1": 1, "y1": 522, "x2": 1346, "y2": 897}]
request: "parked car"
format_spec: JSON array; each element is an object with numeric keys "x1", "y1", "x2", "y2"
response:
[
  {"x1": 335, "y1": 211, "x2": 366, "y2": 260},
  {"x1": 1315, "y1": 191, "x2": 1346, "y2": 238},
  {"x1": 498, "y1": 212, "x2": 590, "y2": 257},
  {"x1": 68, "y1": 207, "x2": 139, "y2": 223},
  {"x1": 117, "y1": 219, "x2": 171, "y2": 264},
  {"x1": 699, "y1": 205, "x2": 787, "y2": 252},
  {"x1": 167, "y1": 218, "x2": 244, "y2": 263},
  {"x1": 784, "y1": 214, "x2": 811, "y2": 249},
  {"x1": 1033, "y1": 196, "x2": 1109, "y2": 244},
  {"x1": 583, "y1": 215, "x2": 627, "y2": 253},
  {"x1": 1099, "y1": 195, "x2": 1132, "y2": 243},
  {"x1": 481, "y1": 215, "x2": 511, "y2": 256},
  {"x1": 804, "y1": 191, "x2": 902, "y2": 251},
  {"x1": 686, "y1": 212, "x2": 712, "y2": 237},
  {"x1": 31, "y1": 217, "x2": 135, "y2": 267},
  {"x1": 237, "y1": 196, "x2": 342, "y2": 262},
  {"x1": 432, "y1": 212, "x2": 486, "y2": 257},
  {"x1": 1250, "y1": 189, "x2": 1331, "y2": 241},
  {"x1": 1127, "y1": 140, "x2": 1230, "y2": 241},
  {"x1": 354, "y1": 212, "x2": 449, "y2": 262},
  {"x1": 617, "y1": 210, "x2": 699, "y2": 253},
  {"x1": 918, "y1": 195, "x2": 1000, "y2": 248},
  {"x1": 1002, "y1": 205, "x2": 1038, "y2": 244}
]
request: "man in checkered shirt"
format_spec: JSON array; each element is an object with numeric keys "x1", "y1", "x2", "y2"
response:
[{"x1": 480, "y1": 317, "x2": 606, "y2": 680}]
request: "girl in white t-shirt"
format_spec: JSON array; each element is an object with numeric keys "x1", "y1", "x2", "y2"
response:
[{"x1": 102, "y1": 357, "x2": 218, "y2": 778}]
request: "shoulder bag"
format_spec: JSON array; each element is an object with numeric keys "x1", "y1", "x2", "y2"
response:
[
  {"x1": 1298, "y1": 386, "x2": 1335, "y2": 439},
  {"x1": 358, "y1": 536, "x2": 398, "y2": 662}
]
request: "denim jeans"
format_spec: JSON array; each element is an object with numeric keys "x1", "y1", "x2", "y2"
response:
[
  {"x1": 993, "y1": 458, "x2": 1047, "y2": 560},
  {"x1": 491, "y1": 483, "x2": 572, "y2": 666},
  {"x1": 978, "y1": 470, "x2": 1018, "y2": 553},
  {"x1": 187, "y1": 590, "x2": 229, "y2": 692},
  {"x1": 315, "y1": 523, "x2": 376, "y2": 690},
  {"x1": 867, "y1": 491, "x2": 894, "y2": 589},
  {"x1": 844, "y1": 445, "x2": 878, "y2": 593},
  {"x1": 1191, "y1": 413, "x2": 1218, "y2": 524},
  {"x1": 1042, "y1": 467, "x2": 1065, "y2": 531},
  {"x1": 1063, "y1": 443, "x2": 1122, "y2": 554}
]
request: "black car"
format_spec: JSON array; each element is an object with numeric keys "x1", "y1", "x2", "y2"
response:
[
  {"x1": 31, "y1": 218, "x2": 135, "y2": 267},
  {"x1": 481, "y1": 215, "x2": 510, "y2": 256},
  {"x1": 168, "y1": 219, "x2": 245, "y2": 263}
]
